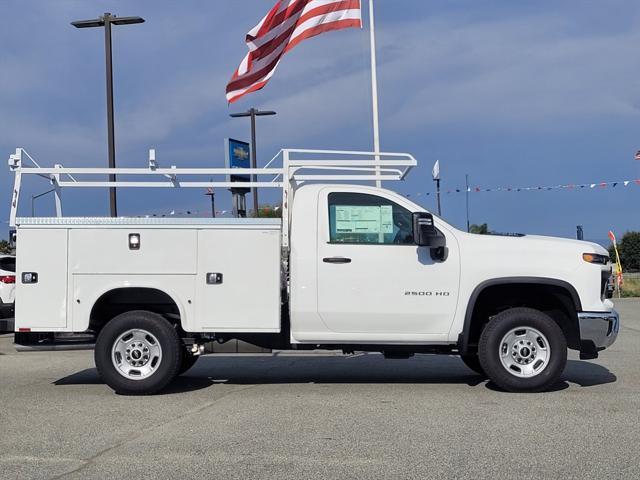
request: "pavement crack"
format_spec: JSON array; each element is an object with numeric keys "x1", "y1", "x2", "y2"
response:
[
  {"x1": 621, "y1": 325, "x2": 640, "y2": 333},
  {"x1": 49, "y1": 384, "x2": 260, "y2": 479}
]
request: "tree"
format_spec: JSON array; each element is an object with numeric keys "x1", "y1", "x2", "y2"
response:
[
  {"x1": 0, "y1": 240, "x2": 11, "y2": 255},
  {"x1": 254, "y1": 204, "x2": 282, "y2": 218},
  {"x1": 469, "y1": 223, "x2": 489, "y2": 234},
  {"x1": 609, "y1": 231, "x2": 640, "y2": 272}
]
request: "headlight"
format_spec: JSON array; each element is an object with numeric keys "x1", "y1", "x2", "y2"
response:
[{"x1": 583, "y1": 253, "x2": 609, "y2": 265}]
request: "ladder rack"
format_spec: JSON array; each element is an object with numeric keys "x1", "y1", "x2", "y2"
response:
[{"x1": 8, "y1": 147, "x2": 417, "y2": 247}]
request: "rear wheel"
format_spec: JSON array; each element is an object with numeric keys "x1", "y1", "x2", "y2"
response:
[
  {"x1": 95, "y1": 311, "x2": 182, "y2": 395},
  {"x1": 478, "y1": 307, "x2": 567, "y2": 393}
]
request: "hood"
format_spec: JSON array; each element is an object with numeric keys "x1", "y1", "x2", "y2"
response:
[{"x1": 520, "y1": 235, "x2": 608, "y2": 255}]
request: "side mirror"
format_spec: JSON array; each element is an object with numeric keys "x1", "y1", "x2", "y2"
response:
[{"x1": 412, "y1": 212, "x2": 446, "y2": 249}]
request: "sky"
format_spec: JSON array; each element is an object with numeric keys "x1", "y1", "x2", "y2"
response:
[{"x1": 1, "y1": 0, "x2": 639, "y2": 245}]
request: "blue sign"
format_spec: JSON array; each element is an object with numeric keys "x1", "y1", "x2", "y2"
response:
[{"x1": 224, "y1": 138, "x2": 251, "y2": 184}]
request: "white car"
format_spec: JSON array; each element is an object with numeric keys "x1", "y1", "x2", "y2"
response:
[{"x1": 0, "y1": 255, "x2": 16, "y2": 319}]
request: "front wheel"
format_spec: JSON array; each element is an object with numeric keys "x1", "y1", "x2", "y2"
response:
[
  {"x1": 478, "y1": 307, "x2": 567, "y2": 393},
  {"x1": 95, "y1": 311, "x2": 183, "y2": 395}
]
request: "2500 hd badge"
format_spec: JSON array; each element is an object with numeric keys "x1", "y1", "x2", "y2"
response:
[{"x1": 404, "y1": 291, "x2": 451, "y2": 296}]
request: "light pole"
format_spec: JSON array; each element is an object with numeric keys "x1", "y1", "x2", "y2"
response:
[
  {"x1": 432, "y1": 160, "x2": 441, "y2": 216},
  {"x1": 465, "y1": 174, "x2": 470, "y2": 232},
  {"x1": 229, "y1": 108, "x2": 276, "y2": 217},
  {"x1": 31, "y1": 189, "x2": 56, "y2": 217},
  {"x1": 205, "y1": 187, "x2": 216, "y2": 218},
  {"x1": 71, "y1": 13, "x2": 145, "y2": 217}
]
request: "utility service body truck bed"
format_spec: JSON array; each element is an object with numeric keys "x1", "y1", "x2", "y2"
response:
[{"x1": 7, "y1": 148, "x2": 619, "y2": 394}]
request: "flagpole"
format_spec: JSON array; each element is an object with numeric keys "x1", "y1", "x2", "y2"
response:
[{"x1": 368, "y1": 0, "x2": 382, "y2": 187}]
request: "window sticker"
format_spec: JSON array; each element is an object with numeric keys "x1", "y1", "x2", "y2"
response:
[{"x1": 334, "y1": 205, "x2": 393, "y2": 235}]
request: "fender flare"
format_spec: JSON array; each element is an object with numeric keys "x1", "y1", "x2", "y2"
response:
[
  {"x1": 458, "y1": 277, "x2": 582, "y2": 354},
  {"x1": 85, "y1": 283, "x2": 188, "y2": 331}
]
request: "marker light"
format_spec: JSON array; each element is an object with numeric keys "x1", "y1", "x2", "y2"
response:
[
  {"x1": 128, "y1": 233, "x2": 141, "y2": 250},
  {"x1": 0, "y1": 275, "x2": 15, "y2": 284},
  {"x1": 582, "y1": 253, "x2": 609, "y2": 265},
  {"x1": 21, "y1": 272, "x2": 38, "y2": 284}
]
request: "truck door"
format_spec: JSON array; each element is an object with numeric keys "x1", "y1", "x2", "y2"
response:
[{"x1": 316, "y1": 190, "x2": 459, "y2": 336}]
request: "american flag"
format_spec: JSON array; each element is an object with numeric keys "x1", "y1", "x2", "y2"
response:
[
  {"x1": 635, "y1": 150, "x2": 640, "y2": 161},
  {"x1": 226, "y1": 0, "x2": 362, "y2": 103}
]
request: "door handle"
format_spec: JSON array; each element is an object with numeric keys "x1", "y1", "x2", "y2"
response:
[{"x1": 323, "y1": 256, "x2": 352, "y2": 264}]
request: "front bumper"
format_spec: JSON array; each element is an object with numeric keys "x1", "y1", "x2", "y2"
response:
[{"x1": 578, "y1": 309, "x2": 619, "y2": 359}]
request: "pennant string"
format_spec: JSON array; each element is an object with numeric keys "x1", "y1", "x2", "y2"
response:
[{"x1": 401, "y1": 178, "x2": 640, "y2": 197}]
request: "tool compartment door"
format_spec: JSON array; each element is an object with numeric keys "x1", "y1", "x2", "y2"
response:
[
  {"x1": 15, "y1": 228, "x2": 69, "y2": 330},
  {"x1": 196, "y1": 228, "x2": 280, "y2": 331},
  {"x1": 69, "y1": 229, "x2": 197, "y2": 275}
]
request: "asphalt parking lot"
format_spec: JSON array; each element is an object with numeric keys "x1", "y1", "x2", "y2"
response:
[{"x1": 0, "y1": 299, "x2": 638, "y2": 480}]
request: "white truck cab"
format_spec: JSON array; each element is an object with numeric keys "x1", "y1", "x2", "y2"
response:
[{"x1": 7, "y1": 148, "x2": 619, "y2": 394}]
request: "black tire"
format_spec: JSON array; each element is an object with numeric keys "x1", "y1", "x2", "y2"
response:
[
  {"x1": 179, "y1": 350, "x2": 199, "y2": 375},
  {"x1": 460, "y1": 354, "x2": 486, "y2": 376},
  {"x1": 478, "y1": 307, "x2": 567, "y2": 393},
  {"x1": 95, "y1": 310, "x2": 183, "y2": 395}
]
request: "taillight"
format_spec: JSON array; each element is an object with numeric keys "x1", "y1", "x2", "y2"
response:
[{"x1": 0, "y1": 275, "x2": 15, "y2": 284}]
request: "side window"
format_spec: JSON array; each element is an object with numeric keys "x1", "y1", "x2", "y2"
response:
[{"x1": 328, "y1": 192, "x2": 414, "y2": 245}]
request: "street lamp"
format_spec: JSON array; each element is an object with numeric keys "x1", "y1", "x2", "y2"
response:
[
  {"x1": 31, "y1": 189, "x2": 56, "y2": 217},
  {"x1": 205, "y1": 187, "x2": 216, "y2": 218},
  {"x1": 71, "y1": 13, "x2": 145, "y2": 217},
  {"x1": 229, "y1": 108, "x2": 276, "y2": 217},
  {"x1": 432, "y1": 160, "x2": 442, "y2": 216}
]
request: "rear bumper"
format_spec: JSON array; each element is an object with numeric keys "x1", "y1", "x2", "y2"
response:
[
  {"x1": 578, "y1": 310, "x2": 619, "y2": 359},
  {"x1": 0, "y1": 301, "x2": 14, "y2": 318},
  {"x1": 0, "y1": 318, "x2": 14, "y2": 332},
  {"x1": 0, "y1": 302, "x2": 14, "y2": 332}
]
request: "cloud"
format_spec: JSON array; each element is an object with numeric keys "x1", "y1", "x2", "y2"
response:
[
  {"x1": 116, "y1": 70, "x2": 229, "y2": 146},
  {"x1": 1, "y1": 1, "x2": 639, "y2": 234},
  {"x1": 377, "y1": 13, "x2": 640, "y2": 133}
]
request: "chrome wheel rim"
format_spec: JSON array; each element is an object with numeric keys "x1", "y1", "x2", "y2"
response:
[
  {"x1": 499, "y1": 327, "x2": 550, "y2": 378},
  {"x1": 111, "y1": 329, "x2": 162, "y2": 380}
]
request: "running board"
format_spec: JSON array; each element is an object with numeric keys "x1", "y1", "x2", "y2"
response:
[
  {"x1": 14, "y1": 332, "x2": 96, "y2": 352},
  {"x1": 15, "y1": 342, "x2": 95, "y2": 352}
]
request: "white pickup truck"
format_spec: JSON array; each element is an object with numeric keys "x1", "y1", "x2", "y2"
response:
[{"x1": 8, "y1": 148, "x2": 619, "y2": 394}]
